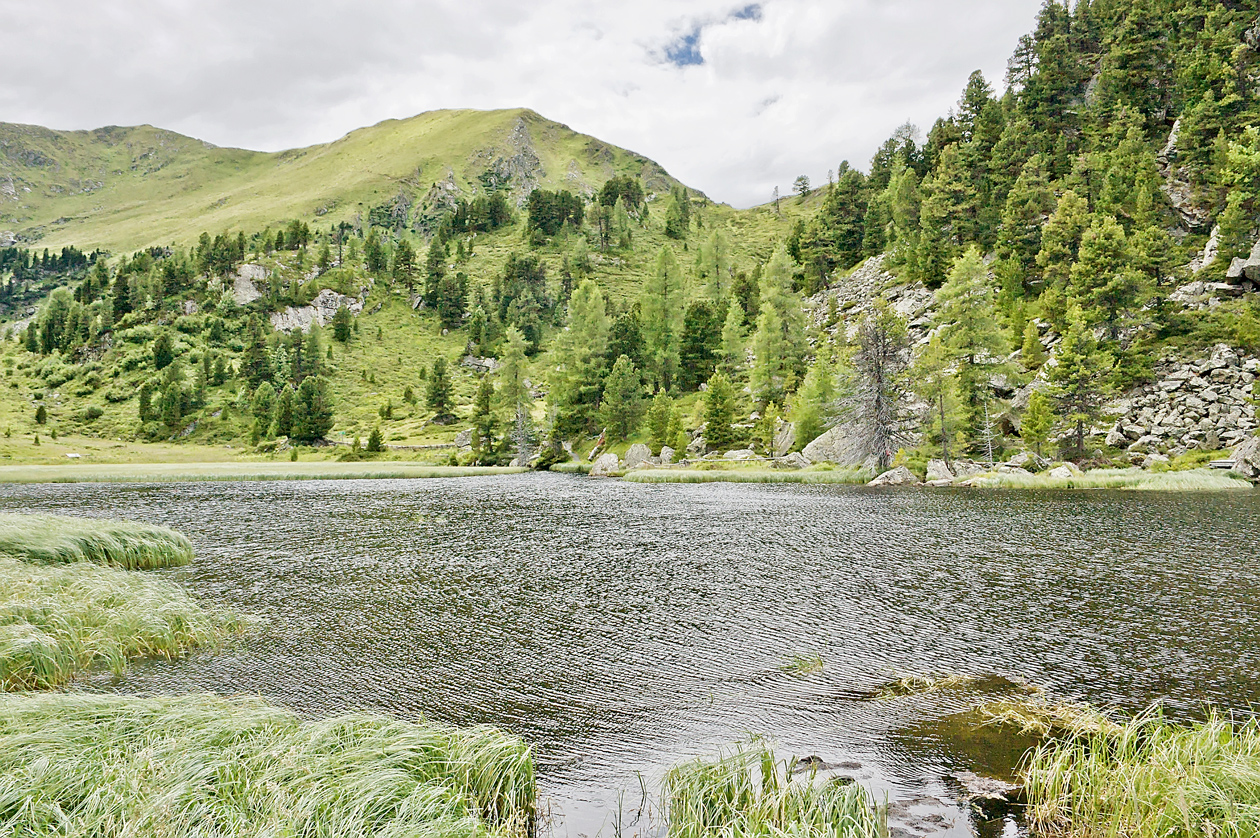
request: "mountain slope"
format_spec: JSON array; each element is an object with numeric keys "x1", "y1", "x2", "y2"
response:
[{"x1": 0, "y1": 109, "x2": 679, "y2": 253}]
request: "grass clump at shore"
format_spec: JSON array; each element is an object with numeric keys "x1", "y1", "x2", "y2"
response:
[
  {"x1": 0, "y1": 462, "x2": 526, "y2": 484},
  {"x1": 0, "y1": 555, "x2": 243, "y2": 691},
  {"x1": 624, "y1": 467, "x2": 872, "y2": 485},
  {"x1": 549, "y1": 462, "x2": 592, "y2": 474},
  {"x1": 665, "y1": 745, "x2": 883, "y2": 838},
  {"x1": 0, "y1": 692, "x2": 536, "y2": 837},
  {"x1": 1021, "y1": 709, "x2": 1260, "y2": 838},
  {"x1": 0, "y1": 512, "x2": 193, "y2": 569},
  {"x1": 781, "y1": 654, "x2": 825, "y2": 676},
  {"x1": 963, "y1": 467, "x2": 1251, "y2": 492}
]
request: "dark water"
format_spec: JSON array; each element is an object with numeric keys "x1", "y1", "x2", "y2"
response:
[{"x1": 4, "y1": 475, "x2": 1259, "y2": 837}]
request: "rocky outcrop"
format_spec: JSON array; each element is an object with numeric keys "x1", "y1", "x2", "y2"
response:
[
  {"x1": 723, "y1": 449, "x2": 757, "y2": 461},
  {"x1": 270, "y1": 289, "x2": 363, "y2": 333},
  {"x1": 232, "y1": 264, "x2": 266, "y2": 304},
  {"x1": 807, "y1": 255, "x2": 934, "y2": 340},
  {"x1": 1157, "y1": 119, "x2": 1212, "y2": 230},
  {"x1": 461, "y1": 356, "x2": 500, "y2": 374},
  {"x1": 1105, "y1": 345, "x2": 1257, "y2": 457},
  {"x1": 624, "y1": 443, "x2": 653, "y2": 469},
  {"x1": 774, "y1": 452, "x2": 811, "y2": 470},
  {"x1": 590, "y1": 452, "x2": 621, "y2": 477},
  {"x1": 772, "y1": 419, "x2": 796, "y2": 457},
  {"x1": 868, "y1": 466, "x2": 920, "y2": 486},
  {"x1": 659, "y1": 446, "x2": 676, "y2": 465},
  {"x1": 1226, "y1": 239, "x2": 1260, "y2": 285},
  {"x1": 801, "y1": 422, "x2": 880, "y2": 469},
  {"x1": 1230, "y1": 436, "x2": 1260, "y2": 480}
]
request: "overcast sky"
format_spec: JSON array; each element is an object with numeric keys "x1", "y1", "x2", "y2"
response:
[{"x1": 1, "y1": 0, "x2": 1043, "y2": 208}]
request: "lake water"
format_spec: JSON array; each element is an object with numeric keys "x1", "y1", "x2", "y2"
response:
[{"x1": 4, "y1": 475, "x2": 1259, "y2": 837}]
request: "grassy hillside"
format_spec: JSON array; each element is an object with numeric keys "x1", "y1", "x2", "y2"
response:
[{"x1": 0, "y1": 108, "x2": 687, "y2": 254}]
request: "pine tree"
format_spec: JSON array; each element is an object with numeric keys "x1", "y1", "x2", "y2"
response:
[
  {"x1": 749, "y1": 247, "x2": 806, "y2": 403},
  {"x1": 912, "y1": 333, "x2": 964, "y2": 468},
  {"x1": 252, "y1": 382, "x2": 276, "y2": 439},
  {"x1": 34, "y1": 404, "x2": 47, "y2": 425},
  {"x1": 646, "y1": 392, "x2": 675, "y2": 454},
  {"x1": 718, "y1": 299, "x2": 746, "y2": 376},
  {"x1": 291, "y1": 376, "x2": 334, "y2": 443},
  {"x1": 600, "y1": 355, "x2": 645, "y2": 441},
  {"x1": 848, "y1": 303, "x2": 910, "y2": 471},
  {"x1": 331, "y1": 306, "x2": 352, "y2": 343},
  {"x1": 1047, "y1": 303, "x2": 1113, "y2": 460},
  {"x1": 426, "y1": 357, "x2": 453, "y2": 418},
  {"x1": 273, "y1": 384, "x2": 295, "y2": 438},
  {"x1": 791, "y1": 354, "x2": 837, "y2": 451},
  {"x1": 471, "y1": 374, "x2": 496, "y2": 462},
  {"x1": 549, "y1": 279, "x2": 609, "y2": 434},
  {"x1": 640, "y1": 246, "x2": 685, "y2": 390},
  {"x1": 1021, "y1": 388, "x2": 1054, "y2": 457},
  {"x1": 152, "y1": 332, "x2": 174, "y2": 370},
  {"x1": 703, "y1": 371, "x2": 738, "y2": 452},
  {"x1": 367, "y1": 426, "x2": 383, "y2": 453},
  {"x1": 1021, "y1": 320, "x2": 1047, "y2": 370}
]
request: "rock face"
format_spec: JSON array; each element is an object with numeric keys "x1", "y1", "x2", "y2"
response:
[
  {"x1": 232, "y1": 264, "x2": 266, "y2": 305},
  {"x1": 590, "y1": 453, "x2": 621, "y2": 477},
  {"x1": 1231, "y1": 436, "x2": 1260, "y2": 480},
  {"x1": 1226, "y1": 239, "x2": 1260, "y2": 285},
  {"x1": 624, "y1": 443, "x2": 653, "y2": 469},
  {"x1": 1105, "y1": 345, "x2": 1257, "y2": 457},
  {"x1": 926, "y1": 459, "x2": 954, "y2": 482},
  {"x1": 801, "y1": 423, "x2": 879, "y2": 468},
  {"x1": 808, "y1": 255, "x2": 935, "y2": 341},
  {"x1": 868, "y1": 466, "x2": 920, "y2": 487},
  {"x1": 270, "y1": 289, "x2": 363, "y2": 333},
  {"x1": 772, "y1": 419, "x2": 796, "y2": 457}
]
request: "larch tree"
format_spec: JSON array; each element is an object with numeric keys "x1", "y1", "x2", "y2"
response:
[{"x1": 640, "y1": 246, "x2": 685, "y2": 390}]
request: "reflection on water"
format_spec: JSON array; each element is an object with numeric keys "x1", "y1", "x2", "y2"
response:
[{"x1": 3, "y1": 475, "x2": 1258, "y2": 837}]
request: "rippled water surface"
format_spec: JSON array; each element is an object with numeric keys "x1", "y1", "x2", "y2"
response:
[{"x1": 4, "y1": 475, "x2": 1259, "y2": 837}]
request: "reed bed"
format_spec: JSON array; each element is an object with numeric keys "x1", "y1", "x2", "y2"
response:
[
  {"x1": 0, "y1": 512, "x2": 193, "y2": 569},
  {"x1": 548, "y1": 462, "x2": 592, "y2": 474},
  {"x1": 0, "y1": 692, "x2": 536, "y2": 838},
  {"x1": 1022, "y1": 710, "x2": 1260, "y2": 838},
  {"x1": 665, "y1": 745, "x2": 883, "y2": 838},
  {"x1": 0, "y1": 463, "x2": 526, "y2": 484},
  {"x1": 873, "y1": 673, "x2": 986, "y2": 699},
  {"x1": 0, "y1": 555, "x2": 243, "y2": 690},
  {"x1": 624, "y1": 467, "x2": 872, "y2": 485},
  {"x1": 964, "y1": 467, "x2": 1250, "y2": 492}
]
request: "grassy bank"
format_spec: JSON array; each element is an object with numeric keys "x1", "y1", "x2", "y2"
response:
[
  {"x1": 961, "y1": 467, "x2": 1252, "y2": 492},
  {"x1": 665, "y1": 745, "x2": 882, "y2": 838},
  {"x1": 624, "y1": 467, "x2": 872, "y2": 485},
  {"x1": 0, "y1": 554, "x2": 242, "y2": 690},
  {"x1": 0, "y1": 462, "x2": 525, "y2": 484},
  {"x1": 548, "y1": 462, "x2": 592, "y2": 475},
  {"x1": 0, "y1": 512, "x2": 193, "y2": 569},
  {"x1": 1021, "y1": 709, "x2": 1260, "y2": 838},
  {"x1": 0, "y1": 692, "x2": 535, "y2": 837}
]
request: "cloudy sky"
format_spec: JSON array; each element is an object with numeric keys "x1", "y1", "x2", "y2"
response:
[{"x1": 1, "y1": 1, "x2": 1043, "y2": 207}]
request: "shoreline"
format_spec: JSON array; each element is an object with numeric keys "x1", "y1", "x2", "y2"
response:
[{"x1": 0, "y1": 462, "x2": 526, "y2": 483}]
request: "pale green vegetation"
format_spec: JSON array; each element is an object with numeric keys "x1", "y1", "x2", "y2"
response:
[
  {"x1": 664, "y1": 745, "x2": 882, "y2": 838},
  {"x1": 1021, "y1": 709, "x2": 1260, "y2": 838},
  {"x1": 781, "y1": 654, "x2": 824, "y2": 676},
  {"x1": 873, "y1": 673, "x2": 987, "y2": 700},
  {"x1": 0, "y1": 692, "x2": 536, "y2": 837},
  {"x1": 0, "y1": 512, "x2": 192, "y2": 568},
  {"x1": 623, "y1": 467, "x2": 871, "y2": 485},
  {"x1": 0, "y1": 462, "x2": 524, "y2": 483},
  {"x1": 0, "y1": 554, "x2": 242, "y2": 690},
  {"x1": 962, "y1": 467, "x2": 1251, "y2": 492},
  {"x1": 548, "y1": 462, "x2": 591, "y2": 474}
]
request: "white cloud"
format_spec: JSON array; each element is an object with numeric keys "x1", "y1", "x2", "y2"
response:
[{"x1": 0, "y1": 0, "x2": 1043, "y2": 207}]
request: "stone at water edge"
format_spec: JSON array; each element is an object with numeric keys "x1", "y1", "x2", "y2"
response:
[
  {"x1": 1048, "y1": 464, "x2": 1083, "y2": 480},
  {"x1": 686, "y1": 435, "x2": 707, "y2": 456},
  {"x1": 624, "y1": 444, "x2": 653, "y2": 469},
  {"x1": 723, "y1": 449, "x2": 757, "y2": 461},
  {"x1": 1142, "y1": 452, "x2": 1170, "y2": 469},
  {"x1": 590, "y1": 453, "x2": 621, "y2": 477},
  {"x1": 1231, "y1": 437, "x2": 1260, "y2": 480},
  {"x1": 925, "y1": 459, "x2": 954, "y2": 482},
  {"x1": 774, "y1": 452, "x2": 811, "y2": 470},
  {"x1": 659, "y1": 446, "x2": 676, "y2": 465},
  {"x1": 950, "y1": 460, "x2": 988, "y2": 478},
  {"x1": 868, "y1": 466, "x2": 921, "y2": 487}
]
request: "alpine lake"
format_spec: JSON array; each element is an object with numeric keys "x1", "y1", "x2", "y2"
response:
[{"x1": 5, "y1": 473, "x2": 1259, "y2": 837}]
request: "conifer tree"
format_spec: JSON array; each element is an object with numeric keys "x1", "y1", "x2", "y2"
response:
[
  {"x1": 367, "y1": 426, "x2": 383, "y2": 453},
  {"x1": 252, "y1": 381, "x2": 276, "y2": 439},
  {"x1": 791, "y1": 353, "x2": 837, "y2": 451},
  {"x1": 272, "y1": 383, "x2": 295, "y2": 438},
  {"x1": 1021, "y1": 320, "x2": 1047, "y2": 370},
  {"x1": 426, "y1": 357, "x2": 453, "y2": 418},
  {"x1": 1021, "y1": 388, "x2": 1054, "y2": 457},
  {"x1": 1047, "y1": 303, "x2": 1113, "y2": 459},
  {"x1": 549, "y1": 280, "x2": 610, "y2": 434},
  {"x1": 718, "y1": 299, "x2": 746, "y2": 376},
  {"x1": 912, "y1": 332, "x2": 964, "y2": 469},
  {"x1": 331, "y1": 306, "x2": 352, "y2": 343},
  {"x1": 702, "y1": 372, "x2": 738, "y2": 452},
  {"x1": 292, "y1": 376, "x2": 334, "y2": 443},
  {"x1": 849, "y1": 303, "x2": 910, "y2": 471},
  {"x1": 646, "y1": 392, "x2": 675, "y2": 454},
  {"x1": 600, "y1": 355, "x2": 645, "y2": 441},
  {"x1": 471, "y1": 374, "x2": 496, "y2": 462},
  {"x1": 640, "y1": 247, "x2": 685, "y2": 390}
]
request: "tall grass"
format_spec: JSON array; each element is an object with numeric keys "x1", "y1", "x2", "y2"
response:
[
  {"x1": 1022, "y1": 709, "x2": 1260, "y2": 838},
  {"x1": 963, "y1": 467, "x2": 1251, "y2": 492},
  {"x1": 0, "y1": 462, "x2": 527, "y2": 484},
  {"x1": 548, "y1": 462, "x2": 592, "y2": 474},
  {"x1": 0, "y1": 512, "x2": 193, "y2": 569},
  {"x1": 665, "y1": 745, "x2": 883, "y2": 838},
  {"x1": 0, "y1": 692, "x2": 536, "y2": 837},
  {"x1": 0, "y1": 555, "x2": 243, "y2": 690},
  {"x1": 624, "y1": 467, "x2": 872, "y2": 485}
]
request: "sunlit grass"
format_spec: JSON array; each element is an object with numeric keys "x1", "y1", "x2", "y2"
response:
[
  {"x1": 1021, "y1": 708, "x2": 1260, "y2": 837},
  {"x1": 0, "y1": 462, "x2": 525, "y2": 484},
  {"x1": 548, "y1": 462, "x2": 592, "y2": 474},
  {"x1": 665, "y1": 745, "x2": 882, "y2": 838},
  {"x1": 0, "y1": 512, "x2": 193, "y2": 569},
  {"x1": 0, "y1": 692, "x2": 536, "y2": 837},
  {"x1": 962, "y1": 467, "x2": 1251, "y2": 492},
  {"x1": 781, "y1": 654, "x2": 825, "y2": 676},
  {"x1": 0, "y1": 554, "x2": 243, "y2": 691},
  {"x1": 624, "y1": 467, "x2": 872, "y2": 485}
]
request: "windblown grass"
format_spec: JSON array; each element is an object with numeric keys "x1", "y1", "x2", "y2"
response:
[
  {"x1": 873, "y1": 673, "x2": 986, "y2": 699},
  {"x1": 1022, "y1": 709, "x2": 1260, "y2": 838},
  {"x1": 978, "y1": 697, "x2": 1119, "y2": 738},
  {"x1": 0, "y1": 512, "x2": 193, "y2": 569},
  {"x1": 665, "y1": 745, "x2": 883, "y2": 838},
  {"x1": 0, "y1": 462, "x2": 526, "y2": 484},
  {"x1": 548, "y1": 462, "x2": 592, "y2": 474},
  {"x1": 963, "y1": 467, "x2": 1251, "y2": 492},
  {"x1": 0, "y1": 692, "x2": 536, "y2": 837},
  {"x1": 0, "y1": 555, "x2": 243, "y2": 690},
  {"x1": 624, "y1": 467, "x2": 872, "y2": 485},
  {"x1": 781, "y1": 654, "x2": 825, "y2": 676}
]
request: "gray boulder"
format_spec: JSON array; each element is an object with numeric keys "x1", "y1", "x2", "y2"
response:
[
  {"x1": 951, "y1": 460, "x2": 988, "y2": 478},
  {"x1": 723, "y1": 449, "x2": 757, "y2": 461},
  {"x1": 1231, "y1": 436, "x2": 1260, "y2": 480},
  {"x1": 926, "y1": 459, "x2": 954, "y2": 482},
  {"x1": 1142, "y1": 452, "x2": 1170, "y2": 469},
  {"x1": 868, "y1": 466, "x2": 920, "y2": 487},
  {"x1": 774, "y1": 452, "x2": 811, "y2": 470},
  {"x1": 773, "y1": 420, "x2": 797, "y2": 457},
  {"x1": 801, "y1": 422, "x2": 878, "y2": 468},
  {"x1": 454, "y1": 429, "x2": 473, "y2": 451},
  {"x1": 590, "y1": 453, "x2": 621, "y2": 477},
  {"x1": 624, "y1": 443, "x2": 653, "y2": 469},
  {"x1": 659, "y1": 446, "x2": 676, "y2": 465},
  {"x1": 686, "y1": 435, "x2": 707, "y2": 456},
  {"x1": 1048, "y1": 463, "x2": 1084, "y2": 480}
]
